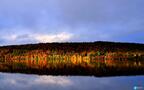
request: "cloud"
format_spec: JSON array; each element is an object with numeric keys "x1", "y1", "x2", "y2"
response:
[
  {"x1": 0, "y1": 31, "x2": 73, "y2": 45},
  {"x1": 31, "y1": 32, "x2": 73, "y2": 43},
  {"x1": 0, "y1": 0, "x2": 60, "y2": 29},
  {"x1": 57, "y1": 0, "x2": 144, "y2": 43},
  {"x1": 0, "y1": 0, "x2": 144, "y2": 44},
  {"x1": 58, "y1": 0, "x2": 144, "y2": 24}
]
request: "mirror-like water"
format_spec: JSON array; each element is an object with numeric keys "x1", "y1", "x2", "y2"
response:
[{"x1": 0, "y1": 73, "x2": 143, "y2": 90}]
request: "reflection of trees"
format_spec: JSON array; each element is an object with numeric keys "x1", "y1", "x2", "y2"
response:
[
  {"x1": 1, "y1": 51, "x2": 144, "y2": 68},
  {"x1": 0, "y1": 52, "x2": 143, "y2": 76}
]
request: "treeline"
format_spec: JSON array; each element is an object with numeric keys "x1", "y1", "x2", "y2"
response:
[
  {"x1": 0, "y1": 41, "x2": 144, "y2": 54},
  {"x1": 0, "y1": 41, "x2": 143, "y2": 63}
]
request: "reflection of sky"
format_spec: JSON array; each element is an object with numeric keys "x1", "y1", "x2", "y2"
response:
[{"x1": 0, "y1": 73, "x2": 144, "y2": 90}]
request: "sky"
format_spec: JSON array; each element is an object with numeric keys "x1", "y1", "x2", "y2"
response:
[{"x1": 0, "y1": 0, "x2": 144, "y2": 45}]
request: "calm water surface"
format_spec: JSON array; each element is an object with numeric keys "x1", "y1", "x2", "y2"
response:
[{"x1": 0, "y1": 73, "x2": 143, "y2": 90}]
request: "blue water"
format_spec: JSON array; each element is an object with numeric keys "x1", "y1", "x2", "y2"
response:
[{"x1": 0, "y1": 73, "x2": 143, "y2": 90}]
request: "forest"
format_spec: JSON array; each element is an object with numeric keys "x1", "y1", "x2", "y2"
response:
[{"x1": 0, "y1": 41, "x2": 144, "y2": 76}]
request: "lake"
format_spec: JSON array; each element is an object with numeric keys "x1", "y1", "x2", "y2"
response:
[
  {"x1": 0, "y1": 53, "x2": 144, "y2": 90},
  {"x1": 0, "y1": 72, "x2": 143, "y2": 90}
]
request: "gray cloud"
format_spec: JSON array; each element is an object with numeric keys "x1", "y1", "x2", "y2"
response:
[
  {"x1": 57, "y1": 0, "x2": 144, "y2": 43},
  {"x1": 0, "y1": 0, "x2": 60, "y2": 29},
  {"x1": 58, "y1": 0, "x2": 144, "y2": 24}
]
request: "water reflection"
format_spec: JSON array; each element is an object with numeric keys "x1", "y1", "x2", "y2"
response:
[
  {"x1": 0, "y1": 56, "x2": 144, "y2": 76},
  {"x1": 0, "y1": 72, "x2": 143, "y2": 90}
]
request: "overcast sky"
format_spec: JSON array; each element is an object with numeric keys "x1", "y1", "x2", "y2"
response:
[{"x1": 0, "y1": 0, "x2": 144, "y2": 45}]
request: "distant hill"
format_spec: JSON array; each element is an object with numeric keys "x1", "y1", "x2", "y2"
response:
[{"x1": 0, "y1": 41, "x2": 144, "y2": 53}]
